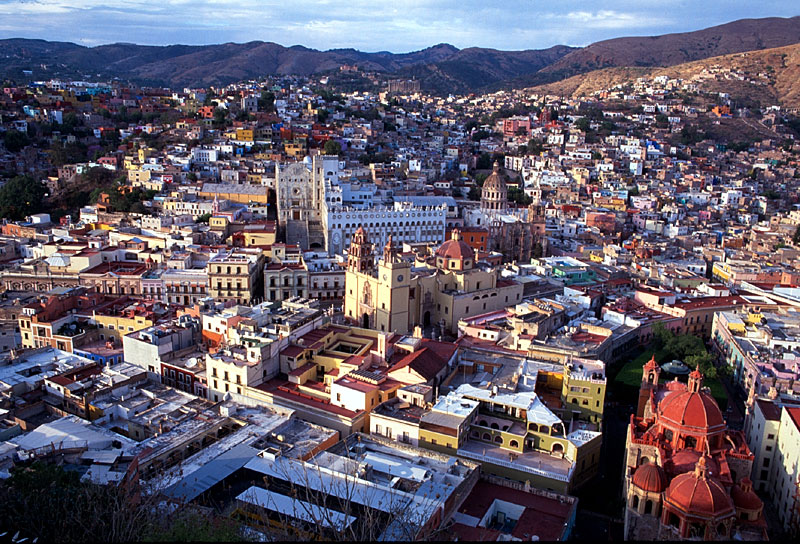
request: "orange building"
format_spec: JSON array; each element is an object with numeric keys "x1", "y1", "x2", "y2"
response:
[{"x1": 446, "y1": 226, "x2": 488, "y2": 253}]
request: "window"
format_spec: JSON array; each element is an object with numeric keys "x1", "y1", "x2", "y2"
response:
[
  {"x1": 336, "y1": 393, "x2": 341, "y2": 402},
  {"x1": 376, "y1": 424, "x2": 382, "y2": 435}
]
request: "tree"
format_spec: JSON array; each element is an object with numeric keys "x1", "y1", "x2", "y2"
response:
[
  {"x1": 2, "y1": 129, "x2": 30, "y2": 153},
  {"x1": 575, "y1": 117, "x2": 591, "y2": 132},
  {"x1": 0, "y1": 462, "x2": 244, "y2": 543},
  {"x1": 213, "y1": 107, "x2": 227, "y2": 128},
  {"x1": 526, "y1": 139, "x2": 543, "y2": 155},
  {"x1": 0, "y1": 175, "x2": 47, "y2": 220},
  {"x1": 507, "y1": 185, "x2": 532, "y2": 206},
  {"x1": 258, "y1": 90, "x2": 275, "y2": 112},
  {"x1": 471, "y1": 129, "x2": 492, "y2": 142},
  {"x1": 651, "y1": 322, "x2": 674, "y2": 349},
  {"x1": 793, "y1": 225, "x2": 800, "y2": 245},
  {"x1": 323, "y1": 140, "x2": 342, "y2": 156},
  {"x1": 467, "y1": 185, "x2": 482, "y2": 201},
  {"x1": 49, "y1": 141, "x2": 89, "y2": 168},
  {"x1": 196, "y1": 212, "x2": 212, "y2": 223},
  {"x1": 475, "y1": 152, "x2": 492, "y2": 170}
]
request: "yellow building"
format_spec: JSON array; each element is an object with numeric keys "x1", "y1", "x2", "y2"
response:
[
  {"x1": 235, "y1": 128, "x2": 254, "y2": 142},
  {"x1": 127, "y1": 168, "x2": 151, "y2": 185},
  {"x1": 344, "y1": 228, "x2": 523, "y2": 335},
  {"x1": 92, "y1": 311, "x2": 154, "y2": 342}
]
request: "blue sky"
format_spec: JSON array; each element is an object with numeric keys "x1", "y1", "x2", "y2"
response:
[{"x1": 0, "y1": 0, "x2": 797, "y2": 52}]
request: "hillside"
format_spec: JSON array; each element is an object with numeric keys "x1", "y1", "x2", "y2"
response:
[
  {"x1": 528, "y1": 42, "x2": 800, "y2": 108},
  {"x1": 541, "y1": 16, "x2": 800, "y2": 77},
  {"x1": 0, "y1": 38, "x2": 575, "y2": 92},
  {"x1": 1, "y1": 16, "x2": 800, "y2": 94}
]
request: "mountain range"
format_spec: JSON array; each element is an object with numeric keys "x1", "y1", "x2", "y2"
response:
[{"x1": 1, "y1": 16, "x2": 800, "y2": 95}]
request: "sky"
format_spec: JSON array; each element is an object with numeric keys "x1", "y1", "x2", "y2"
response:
[{"x1": 0, "y1": 0, "x2": 797, "y2": 52}]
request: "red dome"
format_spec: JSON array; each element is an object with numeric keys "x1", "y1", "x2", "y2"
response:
[
  {"x1": 659, "y1": 390, "x2": 725, "y2": 431},
  {"x1": 731, "y1": 478, "x2": 762, "y2": 511},
  {"x1": 632, "y1": 462, "x2": 668, "y2": 493},
  {"x1": 436, "y1": 229, "x2": 475, "y2": 262},
  {"x1": 665, "y1": 459, "x2": 734, "y2": 518}
]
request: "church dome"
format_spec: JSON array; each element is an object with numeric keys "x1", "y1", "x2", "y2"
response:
[
  {"x1": 658, "y1": 370, "x2": 725, "y2": 433},
  {"x1": 664, "y1": 457, "x2": 734, "y2": 518},
  {"x1": 632, "y1": 462, "x2": 668, "y2": 493},
  {"x1": 481, "y1": 162, "x2": 508, "y2": 212},
  {"x1": 731, "y1": 478, "x2": 762, "y2": 511},
  {"x1": 659, "y1": 390, "x2": 725, "y2": 430},
  {"x1": 435, "y1": 229, "x2": 475, "y2": 270},
  {"x1": 483, "y1": 161, "x2": 506, "y2": 191}
]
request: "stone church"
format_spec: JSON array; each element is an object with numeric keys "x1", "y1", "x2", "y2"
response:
[{"x1": 465, "y1": 162, "x2": 546, "y2": 263}]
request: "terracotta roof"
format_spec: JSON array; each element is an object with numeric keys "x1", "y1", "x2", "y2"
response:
[
  {"x1": 665, "y1": 458, "x2": 734, "y2": 518},
  {"x1": 787, "y1": 406, "x2": 800, "y2": 433},
  {"x1": 659, "y1": 390, "x2": 725, "y2": 431},
  {"x1": 388, "y1": 347, "x2": 447, "y2": 382},
  {"x1": 435, "y1": 237, "x2": 474, "y2": 262},
  {"x1": 731, "y1": 478, "x2": 762, "y2": 511},
  {"x1": 632, "y1": 462, "x2": 668, "y2": 493},
  {"x1": 755, "y1": 399, "x2": 781, "y2": 421}
]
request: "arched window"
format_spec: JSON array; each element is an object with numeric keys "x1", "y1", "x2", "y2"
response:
[
  {"x1": 494, "y1": 436, "x2": 503, "y2": 444},
  {"x1": 689, "y1": 523, "x2": 704, "y2": 538},
  {"x1": 640, "y1": 456, "x2": 650, "y2": 465},
  {"x1": 479, "y1": 420, "x2": 488, "y2": 427},
  {"x1": 632, "y1": 496, "x2": 639, "y2": 510},
  {"x1": 716, "y1": 523, "x2": 726, "y2": 537},
  {"x1": 482, "y1": 433, "x2": 491, "y2": 441},
  {"x1": 490, "y1": 423, "x2": 499, "y2": 430},
  {"x1": 552, "y1": 443, "x2": 564, "y2": 454},
  {"x1": 667, "y1": 512, "x2": 680, "y2": 528},
  {"x1": 644, "y1": 500, "x2": 653, "y2": 515},
  {"x1": 510, "y1": 440, "x2": 519, "y2": 449}
]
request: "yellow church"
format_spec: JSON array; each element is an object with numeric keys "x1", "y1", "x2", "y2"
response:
[{"x1": 344, "y1": 227, "x2": 523, "y2": 335}]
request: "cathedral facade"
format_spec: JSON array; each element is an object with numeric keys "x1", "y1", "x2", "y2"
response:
[
  {"x1": 275, "y1": 155, "x2": 338, "y2": 249},
  {"x1": 344, "y1": 228, "x2": 523, "y2": 335}
]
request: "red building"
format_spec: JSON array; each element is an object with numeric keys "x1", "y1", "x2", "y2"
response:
[{"x1": 622, "y1": 358, "x2": 768, "y2": 540}]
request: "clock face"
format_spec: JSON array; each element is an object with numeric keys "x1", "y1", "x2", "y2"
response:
[{"x1": 397, "y1": 275, "x2": 404, "y2": 282}]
